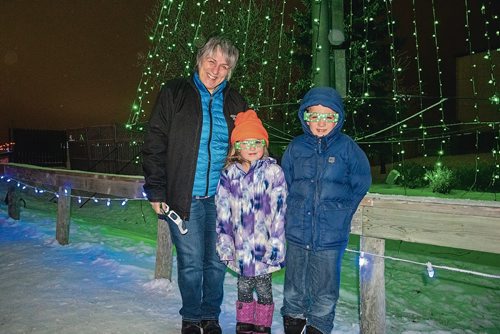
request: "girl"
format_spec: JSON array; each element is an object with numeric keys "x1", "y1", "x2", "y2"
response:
[{"x1": 215, "y1": 109, "x2": 287, "y2": 334}]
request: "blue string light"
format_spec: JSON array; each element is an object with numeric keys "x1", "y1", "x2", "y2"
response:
[
  {"x1": 0, "y1": 176, "x2": 146, "y2": 206},
  {"x1": 3, "y1": 175, "x2": 498, "y2": 280}
]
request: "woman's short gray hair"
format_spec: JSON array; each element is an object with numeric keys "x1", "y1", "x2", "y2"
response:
[{"x1": 196, "y1": 36, "x2": 239, "y2": 80}]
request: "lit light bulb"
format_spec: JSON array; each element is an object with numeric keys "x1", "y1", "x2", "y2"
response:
[
  {"x1": 426, "y1": 262, "x2": 435, "y2": 278},
  {"x1": 359, "y1": 252, "x2": 368, "y2": 267}
]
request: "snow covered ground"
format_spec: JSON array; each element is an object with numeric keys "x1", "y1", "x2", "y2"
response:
[
  {"x1": 0, "y1": 187, "x2": 499, "y2": 333},
  {"x1": 0, "y1": 206, "x2": 359, "y2": 334}
]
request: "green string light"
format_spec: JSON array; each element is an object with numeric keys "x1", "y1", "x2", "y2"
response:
[
  {"x1": 124, "y1": 0, "x2": 499, "y2": 193},
  {"x1": 431, "y1": 0, "x2": 449, "y2": 165}
]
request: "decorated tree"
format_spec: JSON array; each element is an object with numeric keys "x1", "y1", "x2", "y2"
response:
[{"x1": 126, "y1": 0, "x2": 309, "y2": 156}]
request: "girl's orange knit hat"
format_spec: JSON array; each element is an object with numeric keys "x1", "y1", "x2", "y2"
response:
[{"x1": 230, "y1": 109, "x2": 269, "y2": 145}]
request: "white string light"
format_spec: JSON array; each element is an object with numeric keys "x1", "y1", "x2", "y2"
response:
[
  {"x1": 426, "y1": 261, "x2": 435, "y2": 278},
  {"x1": 347, "y1": 248, "x2": 500, "y2": 279}
]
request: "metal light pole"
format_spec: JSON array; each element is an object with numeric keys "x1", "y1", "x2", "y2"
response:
[
  {"x1": 311, "y1": 0, "x2": 346, "y2": 96},
  {"x1": 311, "y1": 0, "x2": 331, "y2": 87},
  {"x1": 330, "y1": 0, "x2": 346, "y2": 96}
]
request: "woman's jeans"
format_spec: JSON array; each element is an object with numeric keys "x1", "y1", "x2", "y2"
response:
[
  {"x1": 167, "y1": 196, "x2": 226, "y2": 322},
  {"x1": 281, "y1": 242, "x2": 345, "y2": 333}
]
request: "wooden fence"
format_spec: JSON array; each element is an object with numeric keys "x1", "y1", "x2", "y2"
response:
[
  {"x1": 351, "y1": 194, "x2": 500, "y2": 333},
  {"x1": 2, "y1": 162, "x2": 500, "y2": 333},
  {"x1": 9, "y1": 128, "x2": 67, "y2": 167}
]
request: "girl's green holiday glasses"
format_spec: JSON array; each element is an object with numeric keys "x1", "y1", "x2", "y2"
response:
[{"x1": 235, "y1": 139, "x2": 266, "y2": 150}]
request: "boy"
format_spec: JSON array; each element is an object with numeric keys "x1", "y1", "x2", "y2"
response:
[{"x1": 280, "y1": 87, "x2": 372, "y2": 333}]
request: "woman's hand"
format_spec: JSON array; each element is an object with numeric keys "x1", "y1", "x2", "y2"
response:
[{"x1": 150, "y1": 202, "x2": 168, "y2": 215}]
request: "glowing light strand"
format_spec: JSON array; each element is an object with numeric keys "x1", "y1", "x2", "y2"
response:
[
  {"x1": 269, "y1": 0, "x2": 288, "y2": 120},
  {"x1": 184, "y1": 1, "x2": 207, "y2": 77},
  {"x1": 310, "y1": 0, "x2": 324, "y2": 83},
  {"x1": 345, "y1": 0, "x2": 358, "y2": 137},
  {"x1": 384, "y1": 0, "x2": 405, "y2": 167},
  {"x1": 262, "y1": 121, "x2": 295, "y2": 142},
  {"x1": 0, "y1": 176, "x2": 147, "y2": 203},
  {"x1": 361, "y1": 0, "x2": 371, "y2": 99},
  {"x1": 255, "y1": 6, "x2": 272, "y2": 108},
  {"x1": 157, "y1": 1, "x2": 182, "y2": 89},
  {"x1": 284, "y1": 26, "x2": 296, "y2": 132},
  {"x1": 356, "y1": 98, "x2": 447, "y2": 141},
  {"x1": 480, "y1": 2, "x2": 498, "y2": 105},
  {"x1": 463, "y1": 0, "x2": 483, "y2": 191},
  {"x1": 430, "y1": 0, "x2": 448, "y2": 165},
  {"x1": 479, "y1": 2, "x2": 500, "y2": 190},
  {"x1": 126, "y1": 2, "x2": 170, "y2": 128},
  {"x1": 411, "y1": 0, "x2": 427, "y2": 155},
  {"x1": 237, "y1": 0, "x2": 253, "y2": 92}
]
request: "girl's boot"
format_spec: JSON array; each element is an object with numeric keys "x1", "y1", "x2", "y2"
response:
[
  {"x1": 236, "y1": 300, "x2": 255, "y2": 334},
  {"x1": 254, "y1": 302, "x2": 274, "y2": 333}
]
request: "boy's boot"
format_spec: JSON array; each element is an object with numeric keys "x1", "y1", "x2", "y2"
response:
[
  {"x1": 181, "y1": 320, "x2": 202, "y2": 334},
  {"x1": 254, "y1": 302, "x2": 274, "y2": 333},
  {"x1": 236, "y1": 300, "x2": 255, "y2": 334},
  {"x1": 283, "y1": 315, "x2": 306, "y2": 334},
  {"x1": 201, "y1": 319, "x2": 222, "y2": 334},
  {"x1": 305, "y1": 325, "x2": 323, "y2": 334}
]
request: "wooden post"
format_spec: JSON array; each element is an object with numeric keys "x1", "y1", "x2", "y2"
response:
[
  {"x1": 56, "y1": 186, "x2": 72, "y2": 245},
  {"x1": 7, "y1": 184, "x2": 20, "y2": 220},
  {"x1": 360, "y1": 236, "x2": 386, "y2": 334},
  {"x1": 155, "y1": 218, "x2": 173, "y2": 280}
]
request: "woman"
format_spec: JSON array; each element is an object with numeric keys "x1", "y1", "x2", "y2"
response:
[{"x1": 142, "y1": 36, "x2": 248, "y2": 334}]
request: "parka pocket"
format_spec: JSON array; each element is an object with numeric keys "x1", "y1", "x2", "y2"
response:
[
  {"x1": 293, "y1": 153, "x2": 316, "y2": 179},
  {"x1": 285, "y1": 197, "x2": 306, "y2": 243},
  {"x1": 318, "y1": 201, "x2": 352, "y2": 247}
]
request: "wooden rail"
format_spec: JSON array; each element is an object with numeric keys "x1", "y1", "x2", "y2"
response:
[
  {"x1": 2, "y1": 163, "x2": 500, "y2": 333},
  {"x1": 352, "y1": 194, "x2": 500, "y2": 254},
  {"x1": 0, "y1": 162, "x2": 172, "y2": 280},
  {"x1": 1, "y1": 163, "x2": 144, "y2": 199},
  {"x1": 351, "y1": 194, "x2": 500, "y2": 333}
]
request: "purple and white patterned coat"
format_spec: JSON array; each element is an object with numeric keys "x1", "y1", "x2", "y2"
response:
[{"x1": 215, "y1": 157, "x2": 287, "y2": 277}]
